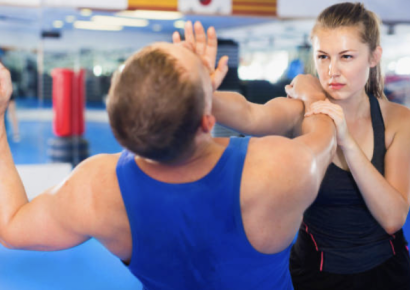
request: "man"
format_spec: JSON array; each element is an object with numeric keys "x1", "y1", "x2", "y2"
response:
[{"x1": 0, "y1": 23, "x2": 336, "y2": 289}]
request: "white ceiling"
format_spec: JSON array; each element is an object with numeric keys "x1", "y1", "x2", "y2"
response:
[{"x1": 0, "y1": 4, "x2": 410, "y2": 58}]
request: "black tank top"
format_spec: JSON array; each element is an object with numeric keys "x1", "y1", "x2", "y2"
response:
[{"x1": 298, "y1": 94, "x2": 406, "y2": 274}]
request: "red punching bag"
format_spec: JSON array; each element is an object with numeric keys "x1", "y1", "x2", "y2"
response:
[
  {"x1": 72, "y1": 69, "x2": 85, "y2": 136},
  {"x1": 49, "y1": 68, "x2": 89, "y2": 165},
  {"x1": 51, "y1": 68, "x2": 74, "y2": 137}
]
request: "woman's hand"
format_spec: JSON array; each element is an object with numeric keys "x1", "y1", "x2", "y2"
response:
[
  {"x1": 172, "y1": 21, "x2": 229, "y2": 91},
  {"x1": 305, "y1": 99, "x2": 354, "y2": 148}
]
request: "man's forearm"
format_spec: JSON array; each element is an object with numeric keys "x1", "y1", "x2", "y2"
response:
[
  {"x1": 0, "y1": 120, "x2": 27, "y2": 233},
  {"x1": 212, "y1": 91, "x2": 254, "y2": 134},
  {"x1": 213, "y1": 91, "x2": 305, "y2": 137}
]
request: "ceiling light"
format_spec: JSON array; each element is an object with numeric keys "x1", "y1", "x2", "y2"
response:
[
  {"x1": 116, "y1": 10, "x2": 183, "y2": 20},
  {"x1": 93, "y1": 65, "x2": 102, "y2": 77},
  {"x1": 395, "y1": 57, "x2": 410, "y2": 75},
  {"x1": 174, "y1": 20, "x2": 185, "y2": 29},
  {"x1": 91, "y1": 15, "x2": 149, "y2": 27},
  {"x1": 80, "y1": 9, "x2": 93, "y2": 17},
  {"x1": 66, "y1": 15, "x2": 76, "y2": 23},
  {"x1": 53, "y1": 20, "x2": 64, "y2": 29},
  {"x1": 74, "y1": 21, "x2": 123, "y2": 31}
]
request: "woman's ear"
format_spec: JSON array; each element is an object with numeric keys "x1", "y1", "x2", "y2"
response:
[{"x1": 370, "y1": 46, "x2": 382, "y2": 68}]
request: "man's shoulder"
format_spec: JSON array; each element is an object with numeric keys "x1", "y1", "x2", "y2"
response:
[
  {"x1": 248, "y1": 135, "x2": 308, "y2": 158},
  {"x1": 77, "y1": 153, "x2": 121, "y2": 172},
  {"x1": 68, "y1": 153, "x2": 122, "y2": 190},
  {"x1": 213, "y1": 135, "x2": 301, "y2": 150},
  {"x1": 212, "y1": 135, "x2": 311, "y2": 168},
  {"x1": 65, "y1": 153, "x2": 124, "y2": 219},
  {"x1": 245, "y1": 136, "x2": 315, "y2": 184}
]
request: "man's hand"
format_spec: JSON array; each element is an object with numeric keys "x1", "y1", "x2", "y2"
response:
[
  {"x1": 173, "y1": 21, "x2": 229, "y2": 91},
  {"x1": 0, "y1": 62, "x2": 12, "y2": 116},
  {"x1": 285, "y1": 74, "x2": 326, "y2": 111}
]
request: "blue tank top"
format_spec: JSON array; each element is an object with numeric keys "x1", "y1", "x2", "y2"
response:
[
  {"x1": 300, "y1": 94, "x2": 405, "y2": 274},
  {"x1": 116, "y1": 137, "x2": 294, "y2": 290}
]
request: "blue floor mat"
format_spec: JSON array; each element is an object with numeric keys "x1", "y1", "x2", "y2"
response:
[{"x1": 0, "y1": 239, "x2": 142, "y2": 289}]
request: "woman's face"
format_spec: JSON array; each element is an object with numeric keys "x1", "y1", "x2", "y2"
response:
[{"x1": 312, "y1": 26, "x2": 379, "y2": 101}]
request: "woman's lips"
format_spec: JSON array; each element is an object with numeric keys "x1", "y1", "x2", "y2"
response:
[{"x1": 329, "y1": 83, "x2": 345, "y2": 90}]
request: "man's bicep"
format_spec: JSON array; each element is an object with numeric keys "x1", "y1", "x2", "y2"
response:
[
  {"x1": 277, "y1": 139, "x2": 319, "y2": 205},
  {"x1": 1, "y1": 181, "x2": 91, "y2": 251}
]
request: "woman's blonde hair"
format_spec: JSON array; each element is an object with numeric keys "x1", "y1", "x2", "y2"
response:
[{"x1": 311, "y1": 2, "x2": 385, "y2": 99}]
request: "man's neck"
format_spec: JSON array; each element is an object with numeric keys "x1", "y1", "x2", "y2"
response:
[{"x1": 136, "y1": 136, "x2": 227, "y2": 184}]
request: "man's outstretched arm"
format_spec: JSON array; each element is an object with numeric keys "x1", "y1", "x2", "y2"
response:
[
  {"x1": 0, "y1": 63, "x2": 93, "y2": 251},
  {"x1": 212, "y1": 91, "x2": 305, "y2": 137},
  {"x1": 213, "y1": 74, "x2": 330, "y2": 138}
]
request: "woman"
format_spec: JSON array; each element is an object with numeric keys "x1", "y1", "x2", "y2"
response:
[
  {"x1": 287, "y1": 3, "x2": 410, "y2": 289},
  {"x1": 209, "y1": 3, "x2": 410, "y2": 289}
]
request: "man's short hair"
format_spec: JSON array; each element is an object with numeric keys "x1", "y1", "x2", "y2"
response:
[{"x1": 107, "y1": 46, "x2": 205, "y2": 163}]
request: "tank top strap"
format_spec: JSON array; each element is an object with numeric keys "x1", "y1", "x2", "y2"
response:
[
  {"x1": 228, "y1": 136, "x2": 251, "y2": 156},
  {"x1": 369, "y1": 94, "x2": 386, "y2": 174}
]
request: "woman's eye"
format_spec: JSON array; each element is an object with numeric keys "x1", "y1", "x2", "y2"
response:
[
  {"x1": 317, "y1": 55, "x2": 327, "y2": 60},
  {"x1": 342, "y1": 55, "x2": 353, "y2": 59}
]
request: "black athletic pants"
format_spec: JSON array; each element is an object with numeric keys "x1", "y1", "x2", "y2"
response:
[{"x1": 290, "y1": 230, "x2": 410, "y2": 290}]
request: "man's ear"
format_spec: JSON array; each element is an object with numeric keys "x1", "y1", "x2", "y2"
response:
[{"x1": 200, "y1": 114, "x2": 216, "y2": 133}]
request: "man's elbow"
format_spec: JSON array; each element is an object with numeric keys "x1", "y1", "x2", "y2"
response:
[
  {"x1": 0, "y1": 230, "x2": 24, "y2": 250},
  {"x1": 0, "y1": 238, "x2": 18, "y2": 250}
]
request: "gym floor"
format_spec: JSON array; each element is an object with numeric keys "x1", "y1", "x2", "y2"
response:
[{"x1": 2, "y1": 99, "x2": 410, "y2": 289}]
